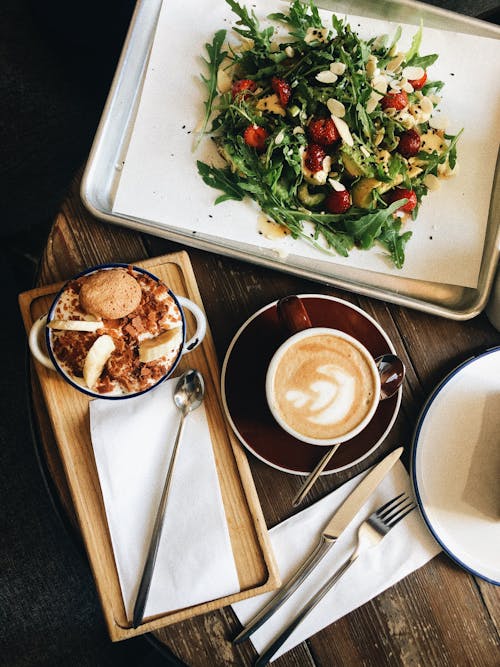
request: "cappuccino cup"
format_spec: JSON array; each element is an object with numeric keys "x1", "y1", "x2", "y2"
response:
[{"x1": 266, "y1": 296, "x2": 381, "y2": 446}]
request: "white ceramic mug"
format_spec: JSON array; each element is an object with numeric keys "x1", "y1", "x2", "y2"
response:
[
  {"x1": 29, "y1": 263, "x2": 206, "y2": 399},
  {"x1": 265, "y1": 296, "x2": 381, "y2": 446}
]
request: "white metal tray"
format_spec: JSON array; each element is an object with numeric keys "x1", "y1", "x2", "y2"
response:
[{"x1": 81, "y1": 0, "x2": 500, "y2": 320}]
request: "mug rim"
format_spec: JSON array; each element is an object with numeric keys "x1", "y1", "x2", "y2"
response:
[
  {"x1": 45, "y1": 263, "x2": 187, "y2": 400},
  {"x1": 265, "y1": 326, "x2": 382, "y2": 446}
]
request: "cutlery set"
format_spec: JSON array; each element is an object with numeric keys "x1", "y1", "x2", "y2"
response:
[
  {"x1": 234, "y1": 447, "x2": 416, "y2": 665},
  {"x1": 133, "y1": 381, "x2": 415, "y2": 660}
]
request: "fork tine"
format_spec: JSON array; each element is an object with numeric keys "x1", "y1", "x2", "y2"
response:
[
  {"x1": 386, "y1": 503, "x2": 416, "y2": 527},
  {"x1": 380, "y1": 497, "x2": 413, "y2": 523},
  {"x1": 375, "y1": 492, "x2": 405, "y2": 517}
]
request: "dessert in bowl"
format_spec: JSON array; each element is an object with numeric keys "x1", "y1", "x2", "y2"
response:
[{"x1": 29, "y1": 264, "x2": 206, "y2": 399}]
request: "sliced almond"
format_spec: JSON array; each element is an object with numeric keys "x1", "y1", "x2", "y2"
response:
[
  {"x1": 328, "y1": 178, "x2": 346, "y2": 191},
  {"x1": 83, "y1": 334, "x2": 115, "y2": 389},
  {"x1": 139, "y1": 327, "x2": 183, "y2": 364},
  {"x1": 386, "y1": 52, "x2": 405, "y2": 72},
  {"x1": 429, "y1": 115, "x2": 449, "y2": 131},
  {"x1": 372, "y1": 75, "x2": 388, "y2": 95},
  {"x1": 326, "y1": 98, "x2": 345, "y2": 118},
  {"x1": 48, "y1": 319, "x2": 104, "y2": 332},
  {"x1": 366, "y1": 56, "x2": 378, "y2": 79},
  {"x1": 217, "y1": 67, "x2": 233, "y2": 94},
  {"x1": 330, "y1": 62, "x2": 346, "y2": 76},
  {"x1": 315, "y1": 70, "x2": 337, "y2": 84},
  {"x1": 402, "y1": 66, "x2": 425, "y2": 81},
  {"x1": 366, "y1": 95, "x2": 379, "y2": 114},
  {"x1": 274, "y1": 129, "x2": 285, "y2": 145},
  {"x1": 418, "y1": 96, "x2": 434, "y2": 117},
  {"x1": 331, "y1": 115, "x2": 353, "y2": 146}
]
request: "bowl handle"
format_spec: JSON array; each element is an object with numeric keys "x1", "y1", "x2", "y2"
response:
[
  {"x1": 29, "y1": 314, "x2": 56, "y2": 370},
  {"x1": 177, "y1": 297, "x2": 207, "y2": 354}
]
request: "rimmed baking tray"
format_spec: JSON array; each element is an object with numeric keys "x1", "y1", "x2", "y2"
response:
[{"x1": 81, "y1": 0, "x2": 500, "y2": 320}]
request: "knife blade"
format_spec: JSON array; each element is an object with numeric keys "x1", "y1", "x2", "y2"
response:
[{"x1": 233, "y1": 446, "x2": 403, "y2": 644}]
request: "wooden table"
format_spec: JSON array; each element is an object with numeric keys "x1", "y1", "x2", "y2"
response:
[{"x1": 29, "y1": 172, "x2": 500, "y2": 666}]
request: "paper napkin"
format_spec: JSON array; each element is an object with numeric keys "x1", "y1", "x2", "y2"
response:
[
  {"x1": 90, "y1": 377, "x2": 240, "y2": 621},
  {"x1": 232, "y1": 460, "x2": 440, "y2": 661}
]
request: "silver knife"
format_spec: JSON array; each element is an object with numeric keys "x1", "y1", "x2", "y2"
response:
[{"x1": 233, "y1": 446, "x2": 403, "y2": 644}]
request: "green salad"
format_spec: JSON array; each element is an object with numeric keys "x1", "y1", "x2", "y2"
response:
[{"x1": 196, "y1": 0, "x2": 461, "y2": 268}]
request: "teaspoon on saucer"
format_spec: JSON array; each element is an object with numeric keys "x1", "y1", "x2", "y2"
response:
[{"x1": 292, "y1": 354, "x2": 405, "y2": 507}]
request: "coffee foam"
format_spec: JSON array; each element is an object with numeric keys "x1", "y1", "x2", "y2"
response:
[{"x1": 271, "y1": 333, "x2": 377, "y2": 441}]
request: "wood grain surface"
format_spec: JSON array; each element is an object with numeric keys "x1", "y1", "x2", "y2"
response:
[{"x1": 27, "y1": 174, "x2": 500, "y2": 665}]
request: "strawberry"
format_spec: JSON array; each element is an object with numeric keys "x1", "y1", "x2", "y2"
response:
[
  {"x1": 397, "y1": 129, "x2": 421, "y2": 158},
  {"x1": 243, "y1": 124, "x2": 268, "y2": 152},
  {"x1": 381, "y1": 90, "x2": 409, "y2": 111},
  {"x1": 325, "y1": 188, "x2": 351, "y2": 214},
  {"x1": 308, "y1": 117, "x2": 340, "y2": 146},
  {"x1": 231, "y1": 79, "x2": 256, "y2": 100},
  {"x1": 271, "y1": 76, "x2": 292, "y2": 107},
  {"x1": 387, "y1": 188, "x2": 417, "y2": 213},
  {"x1": 304, "y1": 144, "x2": 326, "y2": 173},
  {"x1": 408, "y1": 71, "x2": 427, "y2": 90}
]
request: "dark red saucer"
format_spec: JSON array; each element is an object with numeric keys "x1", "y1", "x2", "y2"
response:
[{"x1": 221, "y1": 295, "x2": 401, "y2": 475}]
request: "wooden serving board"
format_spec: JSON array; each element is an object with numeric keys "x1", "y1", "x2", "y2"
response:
[{"x1": 18, "y1": 251, "x2": 279, "y2": 641}]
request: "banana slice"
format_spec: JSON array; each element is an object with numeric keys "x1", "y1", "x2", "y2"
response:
[
  {"x1": 139, "y1": 327, "x2": 183, "y2": 363},
  {"x1": 48, "y1": 319, "x2": 104, "y2": 332},
  {"x1": 83, "y1": 334, "x2": 115, "y2": 389}
]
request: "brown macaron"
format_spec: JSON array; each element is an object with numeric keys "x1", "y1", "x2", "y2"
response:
[{"x1": 79, "y1": 269, "x2": 142, "y2": 319}]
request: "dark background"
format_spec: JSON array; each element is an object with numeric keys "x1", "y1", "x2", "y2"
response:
[{"x1": 1, "y1": 1, "x2": 499, "y2": 665}]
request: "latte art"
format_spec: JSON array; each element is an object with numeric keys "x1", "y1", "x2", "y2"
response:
[
  {"x1": 271, "y1": 333, "x2": 378, "y2": 441},
  {"x1": 286, "y1": 364, "x2": 356, "y2": 426}
]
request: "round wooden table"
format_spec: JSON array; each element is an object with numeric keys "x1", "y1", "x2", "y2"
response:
[{"x1": 29, "y1": 172, "x2": 500, "y2": 666}]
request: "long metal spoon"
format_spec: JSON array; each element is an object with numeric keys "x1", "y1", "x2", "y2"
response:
[
  {"x1": 292, "y1": 354, "x2": 405, "y2": 508},
  {"x1": 132, "y1": 368, "x2": 205, "y2": 628}
]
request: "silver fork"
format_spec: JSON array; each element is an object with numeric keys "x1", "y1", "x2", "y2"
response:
[{"x1": 254, "y1": 493, "x2": 416, "y2": 667}]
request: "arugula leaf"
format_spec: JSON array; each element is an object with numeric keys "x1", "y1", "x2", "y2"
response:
[
  {"x1": 408, "y1": 53, "x2": 438, "y2": 69},
  {"x1": 194, "y1": 30, "x2": 227, "y2": 150},
  {"x1": 197, "y1": 161, "x2": 246, "y2": 204},
  {"x1": 344, "y1": 200, "x2": 403, "y2": 247},
  {"x1": 387, "y1": 25, "x2": 402, "y2": 58},
  {"x1": 379, "y1": 219, "x2": 413, "y2": 269},
  {"x1": 225, "y1": 0, "x2": 274, "y2": 49},
  {"x1": 405, "y1": 23, "x2": 423, "y2": 64},
  {"x1": 269, "y1": 0, "x2": 323, "y2": 40}
]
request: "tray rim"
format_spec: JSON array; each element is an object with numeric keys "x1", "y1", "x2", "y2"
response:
[
  {"x1": 18, "y1": 251, "x2": 280, "y2": 641},
  {"x1": 81, "y1": 0, "x2": 500, "y2": 321}
]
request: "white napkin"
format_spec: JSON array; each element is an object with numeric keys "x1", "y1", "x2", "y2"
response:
[
  {"x1": 90, "y1": 377, "x2": 240, "y2": 621},
  {"x1": 232, "y1": 460, "x2": 440, "y2": 661}
]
